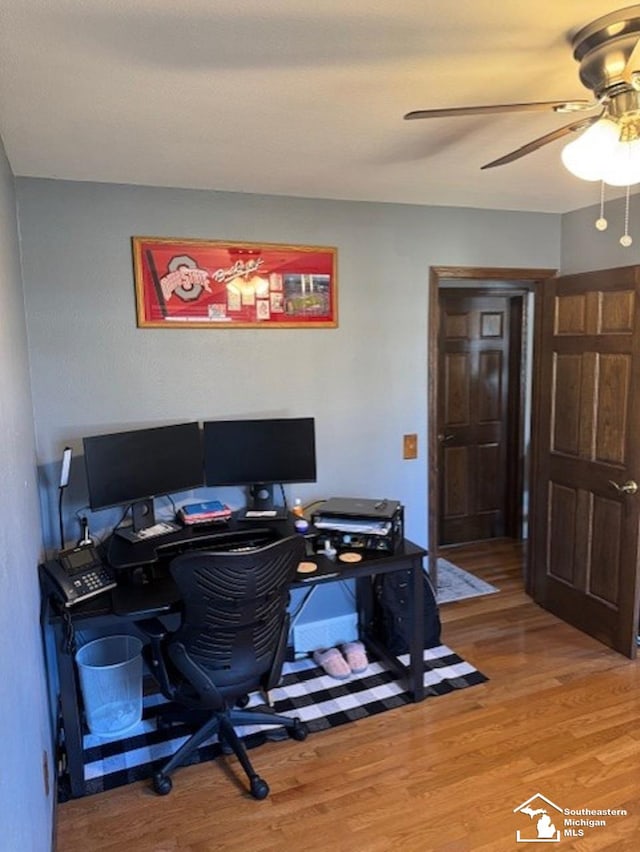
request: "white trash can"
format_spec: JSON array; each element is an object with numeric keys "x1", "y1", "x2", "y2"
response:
[{"x1": 75, "y1": 635, "x2": 143, "y2": 738}]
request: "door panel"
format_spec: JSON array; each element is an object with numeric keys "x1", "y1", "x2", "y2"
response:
[
  {"x1": 531, "y1": 266, "x2": 640, "y2": 658},
  {"x1": 438, "y1": 293, "x2": 519, "y2": 544}
]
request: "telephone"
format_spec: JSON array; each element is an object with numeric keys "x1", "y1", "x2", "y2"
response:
[{"x1": 44, "y1": 544, "x2": 117, "y2": 607}]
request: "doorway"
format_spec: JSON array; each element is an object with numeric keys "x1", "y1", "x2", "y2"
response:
[{"x1": 427, "y1": 266, "x2": 555, "y2": 587}]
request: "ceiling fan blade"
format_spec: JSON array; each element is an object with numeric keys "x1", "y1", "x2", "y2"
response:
[
  {"x1": 404, "y1": 100, "x2": 593, "y2": 120},
  {"x1": 480, "y1": 114, "x2": 604, "y2": 170}
]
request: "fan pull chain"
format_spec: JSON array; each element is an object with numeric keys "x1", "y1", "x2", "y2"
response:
[
  {"x1": 620, "y1": 185, "x2": 633, "y2": 247},
  {"x1": 595, "y1": 182, "x2": 608, "y2": 231}
]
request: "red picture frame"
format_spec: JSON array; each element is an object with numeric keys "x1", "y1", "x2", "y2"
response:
[{"x1": 132, "y1": 237, "x2": 338, "y2": 328}]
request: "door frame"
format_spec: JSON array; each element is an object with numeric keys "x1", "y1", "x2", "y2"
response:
[{"x1": 427, "y1": 266, "x2": 556, "y2": 587}]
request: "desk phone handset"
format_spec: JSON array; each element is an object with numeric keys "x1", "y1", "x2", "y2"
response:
[{"x1": 46, "y1": 544, "x2": 117, "y2": 607}]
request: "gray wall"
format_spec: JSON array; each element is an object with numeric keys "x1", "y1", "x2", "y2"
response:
[
  {"x1": 0, "y1": 146, "x2": 53, "y2": 846},
  {"x1": 562, "y1": 191, "x2": 640, "y2": 273},
  {"x1": 16, "y1": 178, "x2": 561, "y2": 553}
]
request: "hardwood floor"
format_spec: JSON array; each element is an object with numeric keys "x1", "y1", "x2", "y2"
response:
[{"x1": 55, "y1": 540, "x2": 640, "y2": 851}]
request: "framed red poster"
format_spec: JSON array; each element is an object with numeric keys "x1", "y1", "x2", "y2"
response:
[{"x1": 132, "y1": 237, "x2": 338, "y2": 328}]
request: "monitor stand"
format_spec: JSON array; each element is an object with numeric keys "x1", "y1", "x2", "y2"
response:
[
  {"x1": 114, "y1": 499, "x2": 179, "y2": 542},
  {"x1": 237, "y1": 484, "x2": 287, "y2": 521},
  {"x1": 132, "y1": 498, "x2": 156, "y2": 532},
  {"x1": 250, "y1": 484, "x2": 274, "y2": 511}
]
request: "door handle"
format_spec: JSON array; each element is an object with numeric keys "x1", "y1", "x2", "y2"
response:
[
  {"x1": 437, "y1": 434, "x2": 454, "y2": 442},
  {"x1": 608, "y1": 479, "x2": 639, "y2": 495}
]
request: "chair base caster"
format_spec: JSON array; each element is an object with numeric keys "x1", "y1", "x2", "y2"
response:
[
  {"x1": 152, "y1": 772, "x2": 173, "y2": 796},
  {"x1": 289, "y1": 719, "x2": 308, "y2": 741},
  {"x1": 250, "y1": 776, "x2": 270, "y2": 800}
]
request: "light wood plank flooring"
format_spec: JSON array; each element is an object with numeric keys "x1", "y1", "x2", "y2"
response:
[{"x1": 55, "y1": 539, "x2": 640, "y2": 851}]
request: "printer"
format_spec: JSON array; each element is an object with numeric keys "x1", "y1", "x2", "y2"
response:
[{"x1": 311, "y1": 497, "x2": 404, "y2": 554}]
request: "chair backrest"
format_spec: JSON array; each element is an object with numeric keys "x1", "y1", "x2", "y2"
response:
[{"x1": 166, "y1": 534, "x2": 306, "y2": 701}]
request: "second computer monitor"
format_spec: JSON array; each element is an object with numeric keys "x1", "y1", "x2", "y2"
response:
[{"x1": 203, "y1": 417, "x2": 316, "y2": 514}]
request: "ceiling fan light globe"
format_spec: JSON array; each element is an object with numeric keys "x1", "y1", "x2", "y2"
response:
[
  {"x1": 561, "y1": 143, "x2": 603, "y2": 180},
  {"x1": 601, "y1": 139, "x2": 640, "y2": 186},
  {"x1": 561, "y1": 119, "x2": 619, "y2": 181}
]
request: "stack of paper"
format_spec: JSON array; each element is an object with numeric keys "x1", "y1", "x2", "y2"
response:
[{"x1": 313, "y1": 515, "x2": 392, "y2": 535}]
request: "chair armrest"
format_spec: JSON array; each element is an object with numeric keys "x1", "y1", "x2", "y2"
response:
[
  {"x1": 264, "y1": 612, "x2": 290, "y2": 692},
  {"x1": 138, "y1": 618, "x2": 175, "y2": 698},
  {"x1": 137, "y1": 617, "x2": 168, "y2": 640}
]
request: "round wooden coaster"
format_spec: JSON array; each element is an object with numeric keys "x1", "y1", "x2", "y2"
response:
[
  {"x1": 338, "y1": 551, "x2": 362, "y2": 563},
  {"x1": 296, "y1": 561, "x2": 318, "y2": 574}
]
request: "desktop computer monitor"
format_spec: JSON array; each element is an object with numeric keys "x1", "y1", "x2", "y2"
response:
[
  {"x1": 203, "y1": 417, "x2": 316, "y2": 515},
  {"x1": 83, "y1": 421, "x2": 203, "y2": 532}
]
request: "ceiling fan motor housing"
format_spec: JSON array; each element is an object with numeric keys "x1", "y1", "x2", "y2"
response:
[{"x1": 573, "y1": 5, "x2": 640, "y2": 99}]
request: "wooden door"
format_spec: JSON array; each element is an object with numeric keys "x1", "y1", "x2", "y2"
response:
[
  {"x1": 530, "y1": 266, "x2": 640, "y2": 658},
  {"x1": 438, "y1": 292, "x2": 520, "y2": 545}
]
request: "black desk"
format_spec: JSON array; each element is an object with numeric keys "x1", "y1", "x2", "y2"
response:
[{"x1": 42, "y1": 518, "x2": 427, "y2": 799}]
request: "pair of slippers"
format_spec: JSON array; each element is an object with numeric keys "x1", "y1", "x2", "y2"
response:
[{"x1": 312, "y1": 641, "x2": 368, "y2": 680}]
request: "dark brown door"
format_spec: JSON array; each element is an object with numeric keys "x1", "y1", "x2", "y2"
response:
[
  {"x1": 530, "y1": 266, "x2": 640, "y2": 658},
  {"x1": 438, "y1": 292, "x2": 520, "y2": 545}
]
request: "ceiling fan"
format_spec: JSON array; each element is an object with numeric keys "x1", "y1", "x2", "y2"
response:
[{"x1": 404, "y1": 5, "x2": 640, "y2": 172}]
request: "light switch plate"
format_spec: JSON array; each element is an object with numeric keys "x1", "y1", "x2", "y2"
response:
[{"x1": 403, "y1": 433, "x2": 418, "y2": 459}]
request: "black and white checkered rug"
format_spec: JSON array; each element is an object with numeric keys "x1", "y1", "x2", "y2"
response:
[{"x1": 77, "y1": 644, "x2": 486, "y2": 797}]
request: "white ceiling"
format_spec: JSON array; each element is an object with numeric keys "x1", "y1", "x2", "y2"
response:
[{"x1": 0, "y1": 0, "x2": 635, "y2": 213}]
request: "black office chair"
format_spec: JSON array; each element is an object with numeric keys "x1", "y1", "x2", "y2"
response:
[{"x1": 141, "y1": 534, "x2": 308, "y2": 799}]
